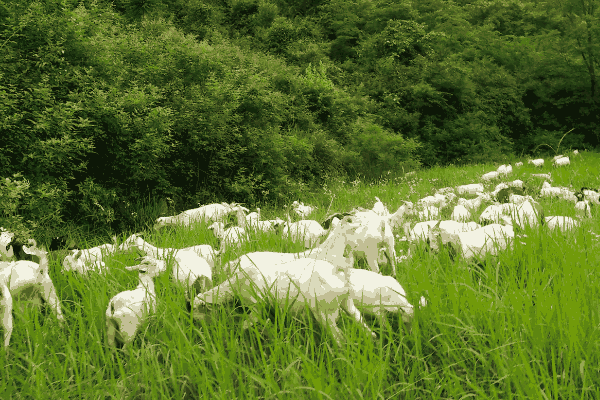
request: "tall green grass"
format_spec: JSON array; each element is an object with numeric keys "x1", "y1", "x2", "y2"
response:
[{"x1": 2, "y1": 151, "x2": 600, "y2": 398}]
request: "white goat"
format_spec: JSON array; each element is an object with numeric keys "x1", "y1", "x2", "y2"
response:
[
  {"x1": 291, "y1": 201, "x2": 316, "y2": 218},
  {"x1": 544, "y1": 216, "x2": 580, "y2": 232},
  {"x1": 552, "y1": 155, "x2": 564, "y2": 161},
  {"x1": 573, "y1": 150, "x2": 579, "y2": 155},
  {"x1": 119, "y1": 235, "x2": 213, "y2": 296},
  {"x1": 106, "y1": 262, "x2": 157, "y2": 348},
  {"x1": 283, "y1": 220, "x2": 327, "y2": 248},
  {"x1": 417, "y1": 205, "x2": 440, "y2": 221},
  {"x1": 1, "y1": 244, "x2": 64, "y2": 348},
  {"x1": 456, "y1": 183, "x2": 484, "y2": 195},
  {"x1": 429, "y1": 222, "x2": 516, "y2": 260},
  {"x1": 154, "y1": 203, "x2": 248, "y2": 229},
  {"x1": 0, "y1": 229, "x2": 14, "y2": 260},
  {"x1": 451, "y1": 204, "x2": 471, "y2": 222},
  {"x1": 232, "y1": 222, "x2": 362, "y2": 272},
  {"x1": 417, "y1": 193, "x2": 450, "y2": 208},
  {"x1": 62, "y1": 239, "x2": 117, "y2": 274},
  {"x1": 482, "y1": 171, "x2": 500, "y2": 181},
  {"x1": 224, "y1": 217, "x2": 364, "y2": 274},
  {"x1": 553, "y1": 157, "x2": 570, "y2": 167},
  {"x1": 427, "y1": 220, "x2": 482, "y2": 246},
  {"x1": 372, "y1": 197, "x2": 390, "y2": 217},
  {"x1": 582, "y1": 189, "x2": 600, "y2": 204},
  {"x1": 528, "y1": 159, "x2": 545, "y2": 167},
  {"x1": 208, "y1": 222, "x2": 247, "y2": 251},
  {"x1": 575, "y1": 200, "x2": 592, "y2": 218},
  {"x1": 540, "y1": 182, "x2": 577, "y2": 202},
  {"x1": 508, "y1": 194, "x2": 538, "y2": 205},
  {"x1": 347, "y1": 268, "x2": 426, "y2": 324},
  {"x1": 515, "y1": 162, "x2": 524, "y2": 167},
  {"x1": 346, "y1": 214, "x2": 397, "y2": 275},
  {"x1": 457, "y1": 192, "x2": 491, "y2": 212},
  {"x1": 195, "y1": 258, "x2": 377, "y2": 347},
  {"x1": 497, "y1": 164, "x2": 512, "y2": 175},
  {"x1": 504, "y1": 200, "x2": 541, "y2": 229},
  {"x1": 381, "y1": 202, "x2": 414, "y2": 230}
]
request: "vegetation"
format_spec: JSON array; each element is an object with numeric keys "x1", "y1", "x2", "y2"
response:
[
  {"x1": 1, "y1": 0, "x2": 599, "y2": 237},
  {"x1": 1, "y1": 152, "x2": 600, "y2": 398}
]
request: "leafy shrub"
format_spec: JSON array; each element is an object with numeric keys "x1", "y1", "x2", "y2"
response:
[{"x1": 346, "y1": 119, "x2": 421, "y2": 180}]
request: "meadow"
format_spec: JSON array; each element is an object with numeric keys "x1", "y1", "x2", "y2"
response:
[{"x1": 2, "y1": 152, "x2": 600, "y2": 399}]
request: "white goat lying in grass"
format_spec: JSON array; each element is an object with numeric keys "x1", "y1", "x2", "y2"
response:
[
  {"x1": 1, "y1": 244, "x2": 64, "y2": 348},
  {"x1": 347, "y1": 268, "x2": 427, "y2": 324},
  {"x1": 282, "y1": 220, "x2": 327, "y2": 248},
  {"x1": 62, "y1": 238, "x2": 118, "y2": 274},
  {"x1": 208, "y1": 222, "x2": 247, "y2": 251},
  {"x1": 515, "y1": 161, "x2": 523, "y2": 167},
  {"x1": 106, "y1": 260, "x2": 158, "y2": 348},
  {"x1": 195, "y1": 257, "x2": 377, "y2": 347},
  {"x1": 119, "y1": 235, "x2": 213, "y2": 297},
  {"x1": 154, "y1": 203, "x2": 249, "y2": 229}
]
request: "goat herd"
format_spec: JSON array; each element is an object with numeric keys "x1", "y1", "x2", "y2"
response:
[{"x1": 1, "y1": 150, "x2": 598, "y2": 350}]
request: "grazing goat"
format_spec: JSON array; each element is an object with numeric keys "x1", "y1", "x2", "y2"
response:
[
  {"x1": 282, "y1": 220, "x2": 327, "y2": 248},
  {"x1": 62, "y1": 238, "x2": 118, "y2": 274},
  {"x1": 0, "y1": 229, "x2": 14, "y2": 260},
  {"x1": 372, "y1": 197, "x2": 390, "y2": 217},
  {"x1": 482, "y1": 171, "x2": 500, "y2": 181},
  {"x1": 417, "y1": 205, "x2": 440, "y2": 221},
  {"x1": 528, "y1": 159, "x2": 545, "y2": 167},
  {"x1": 291, "y1": 201, "x2": 316, "y2": 218},
  {"x1": 450, "y1": 204, "x2": 471, "y2": 222},
  {"x1": 119, "y1": 235, "x2": 213, "y2": 297},
  {"x1": 345, "y1": 212, "x2": 398, "y2": 275},
  {"x1": 515, "y1": 162, "x2": 523, "y2": 167},
  {"x1": 553, "y1": 157, "x2": 570, "y2": 167},
  {"x1": 544, "y1": 216, "x2": 580, "y2": 232},
  {"x1": 154, "y1": 203, "x2": 248, "y2": 229},
  {"x1": 575, "y1": 199, "x2": 592, "y2": 218},
  {"x1": 456, "y1": 183, "x2": 484, "y2": 195},
  {"x1": 347, "y1": 268, "x2": 426, "y2": 324},
  {"x1": 1, "y1": 244, "x2": 64, "y2": 348},
  {"x1": 208, "y1": 222, "x2": 248, "y2": 251},
  {"x1": 540, "y1": 182, "x2": 577, "y2": 202},
  {"x1": 195, "y1": 257, "x2": 377, "y2": 347},
  {"x1": 226, "y1": 216, "x2": 364, "y2": 274},
  {"x1": 497, "y1": 164, "x2": 512, "y2": 175},
  {"x1": 429, "y1": 222, "x2": 517, "y2": 260},
  {"x1": 106, "y1": 261, "x2": 158, "y2": 348}
]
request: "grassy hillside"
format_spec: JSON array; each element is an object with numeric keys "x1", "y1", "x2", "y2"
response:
[{"x1": 2, "y1": 152, "x2": 599, "y2": 398}]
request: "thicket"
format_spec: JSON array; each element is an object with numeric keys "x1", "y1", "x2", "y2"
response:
[{"x1": 0, "y1": 0, "x2": 598, "y2": 237}]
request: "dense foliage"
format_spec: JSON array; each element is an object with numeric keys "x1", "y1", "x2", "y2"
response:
[{"x1": 0, "y1": 0, "x2": 598, "y2": 235}]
